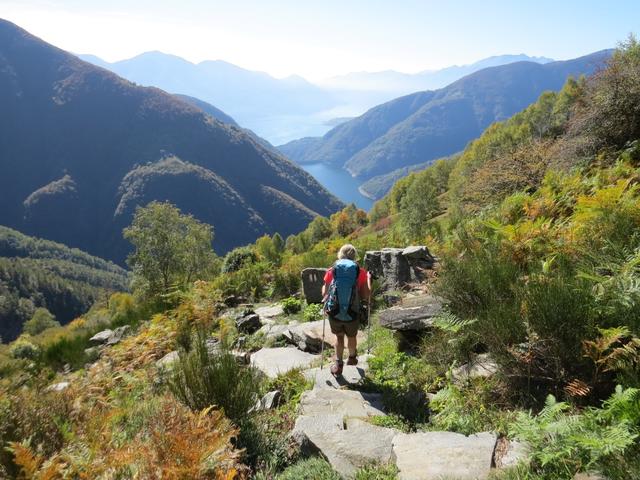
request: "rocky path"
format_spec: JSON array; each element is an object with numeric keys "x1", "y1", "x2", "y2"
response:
[{"x1": 243, "y1": 298, "x2": 526, "y2": 480}]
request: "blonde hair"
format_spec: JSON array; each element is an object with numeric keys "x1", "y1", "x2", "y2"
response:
[{"x1": 337, "y1": 244, "x2": 357, "y2": 260}]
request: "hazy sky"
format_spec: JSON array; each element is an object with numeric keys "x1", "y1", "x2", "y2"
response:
[{"x1": 1, "y1": 0, "x2": 637, "y2": 80}]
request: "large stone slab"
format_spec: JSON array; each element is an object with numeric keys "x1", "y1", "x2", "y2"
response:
[
  {"x1": 301, "y1": 268, "x2": 327, "y2": 304},
  {"x1": 250, "y1": 347, "x2": 318, "y2": 378},
  {"x1": 289, "y1": 319, "x2": 368, "y2": 352},
  {"x1": 392, "y1": 431, "x2": 497, "y2": 480},
  {"x1": 89, "y1": 329, "x2": 113, "y2": 345},
  {"x1": 304, "y1": 365, "x2": 366, "y2": 389},
  {"x1": 299, "y1": 387, "x2": 385, "y2": 419},
  {"x1": 306, "y1": 419, "x2": 397, "y2": 478},
  {"x1": 291, "y1": 413, "x2": 344, "y2": 450},
  {"x1": 379, "y1": 302, "x2": 443, "y2": 332},
  {"x1": 255, "y1": 304, "x2": 284, "y2": 323}
]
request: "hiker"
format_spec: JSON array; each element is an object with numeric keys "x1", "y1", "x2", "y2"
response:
[{"x1": 322, "y1": 243, "x2": 371, "y2": 376}]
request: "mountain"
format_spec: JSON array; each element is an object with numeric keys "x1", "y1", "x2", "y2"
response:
[
  {"x1": 0, "y1": 19, "x2": 343, "y2": 265},
  {"x1": 78, "y1": 51, "x2": 338, "y2": 142},
  {"x1": 279, "y1": 50, "x2": 612, "y2": 180},
  {"x1": 0, "y1": 225, "x2": 130, "y2": 342},
  {"x1": 174, "y1": 94, "x2": 238, "y2": 126},
  {"x1": 321, "y1": 54, "x2": 554, "y2": 95}
]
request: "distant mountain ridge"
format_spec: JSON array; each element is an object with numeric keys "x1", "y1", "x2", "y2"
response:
[
  {"x1": 279, "y1": 50, "x2": 612, "y2": 182},
  {"x1": 0, "y1": 19, "x2": 343, "y2": 265}
]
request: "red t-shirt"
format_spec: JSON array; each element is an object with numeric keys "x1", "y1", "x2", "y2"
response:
[{"x1": 324, "y1": 265, "x2": 369, "y2": 289}]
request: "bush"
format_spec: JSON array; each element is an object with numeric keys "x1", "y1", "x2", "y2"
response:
[
  {"x1": 169, "y1": 331, "x2": 263, "y2": 424},
  {"x1": 354, "y1": 462, "x2": 399, "y2": 480},
  {"x1": 9, "y1": 336, "x2": 39, "y2": 360},
  {"x1": 221, "y1": 246, "x2": 257, "y2": 273},
  {"x1": 303, "y1": 303, "x2": 323, "y2": 322},
  {"x1": 276, "y1": 457, "x2": 341, "y2": 480},
  {"x1": 281, "y1": 297, "x2": 302, "y2": 315}
]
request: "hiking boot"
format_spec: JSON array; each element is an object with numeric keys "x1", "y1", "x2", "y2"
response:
[
  {"x1": 330, "y1": 359, "x2": 344, "y2": 376},
  {"x1": 347, "y1": 354, "x2": 358, "y2": 366}
]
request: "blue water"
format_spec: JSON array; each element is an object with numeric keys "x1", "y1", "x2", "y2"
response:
[{"x1": 301, "y1": 163, "x2": 373, "y2": 211}]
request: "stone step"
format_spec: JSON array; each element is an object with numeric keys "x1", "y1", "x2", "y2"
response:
[{"x1": 250, "y1": 347, "x2": 319, "y2": 378}]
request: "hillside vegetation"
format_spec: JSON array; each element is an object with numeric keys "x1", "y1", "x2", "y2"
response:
[
  {"x1": 0, "y1": 19, "x2": 342, "y2": 265},
  {"x1": 0, "y1": 37, "x2": 639, "y2": 480},
  {"x1": 0, "y1": 226, "x2": 129, "y2": 342}
]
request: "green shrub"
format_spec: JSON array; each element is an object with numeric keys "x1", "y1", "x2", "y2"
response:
[
  {"x1": 221, "y1": 246, "x2": 257, "y2": 273},
  {"x1": 276, "y1": 457, "x2": 341, "y2": 480},
  {"x1": 303, "y1": 303, "x2": 323, "y2": 322},
  {"x1": 281, "y1": 297, "x2": 302, "y2": 315},
  {"x1": 265, "y1": 369, "x2": 312, "y2": 410},
  {"x1": 9, "y1": 337, "x2": 39, "y2": 360},
  {"x1": 169, "y1": 331, "x2": 263, "y2": 424},
  {"x1": 354, "y1": 462, "x2": 399, "y2": 480},
  {"x1": 41, "y1": 333, "x2": 90, "y2": 369}
]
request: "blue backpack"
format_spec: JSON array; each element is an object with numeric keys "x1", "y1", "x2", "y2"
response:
[{"x1": 324, "y1": 259, "x2": 361, "y2": 322}]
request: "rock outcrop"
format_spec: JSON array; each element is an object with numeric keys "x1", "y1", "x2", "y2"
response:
[
  {"x1": 301, "y1": 268, "x2": 327, "y2": 304},
  {"x1": 378, "y1": 295, "x2": 444, "y2": 331},
  {"x1": 364, "y1": 246, "x2": 435, "y2": 291}
]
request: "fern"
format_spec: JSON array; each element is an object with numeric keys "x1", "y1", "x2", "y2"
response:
[{"x1": 432, "y1": 312, "x2": 478, "y2": 334}]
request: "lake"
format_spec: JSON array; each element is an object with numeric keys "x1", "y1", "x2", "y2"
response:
[{"x1": 301, "y1": 163, "x2": 373, "y2": 211}]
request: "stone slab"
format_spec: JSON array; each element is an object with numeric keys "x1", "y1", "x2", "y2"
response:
[
  {"x1": 304, "y1": 365, "x2": 366, "y2": 389},
  {"x1": 250, "y1": 347, "x2": 319, "y2": 378},
  {"x1": 299, "y1": 387, "x2": 385, "y2": 419},
  {"x1": 392, "y1": 431, "x2": 497, "y2": 480}
]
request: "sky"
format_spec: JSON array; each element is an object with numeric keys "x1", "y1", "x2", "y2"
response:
[{"x1": 1, "y1": 0, "x2": 638, "y2": 81}]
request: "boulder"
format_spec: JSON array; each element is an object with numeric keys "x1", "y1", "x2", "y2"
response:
[
  {"x1": 46, "y1": 381, "x2": 70, "y2": 392},
  {"x1": 299, "y1": 388, "x2": 385, "y2": 419},
  {"x1": 305, "y1": 419, "x2": 397, "y2": 478},
  {"x1": 84, "y1": 346, "x2": 101, "y2": 362},
  {"x1": 106, "y1": 325, "x2": 131, "y2": 346},
  {"x1": 255, "y1": 304, "x2": 284, "y2": 323},
  {"x1": 288, "y1": 320, "x2": 331, "y2": 352},
  {"x1": 452, "y1": 353, "x2": 500, "y2": 383},
  {"x1": 301, "y1": 268, "x2": 327, "y2": 304},
  {"x1": 364, "y1": 246, "x2": 435, "y2": 291},
  {"x1": 392, "y1": 431, "x2": 497, "y2": 480},
  {"x1": 156, "y1": 350, "x2": 180, "y2": 369},
  {"x1": 495, "y1": 439, "x2": 530, "y2": 469},
  {"x1": 378, "y1": 297, "x2": 443, "y2": 331},
  {"x1": 304, "y1": 365, "x2": 365, "y2": 389},
  {"x1": 89, "y1": 329, "x2": 113, "y2": 345},
  {"x1": 254, "y1": 390, "x2": 282, "y2": 411},
  {"x1": 573, "y1": 474, "x2": 607, "y2": 480},
  {"x1": 236, "y1": 313, "x2": 262, "y2": 334},
  {"x1": 250, "y1": 347, "x2": 319, "y2": 378}
]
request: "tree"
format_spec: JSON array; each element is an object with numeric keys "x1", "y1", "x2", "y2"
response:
[
  {"x1": 272, "y1": 233, "x2": 285, "y2": 253},
  {"x1": 23, "y1": 308, "x2": 60, "y2": 336},
  {"x1": 255, "y1": 235, "x2": 280, "y2": 265},
  {"x1": 399, "y1": 171, "x2": 440, "y2": 241},
  {"x1": 124, "y1": 202, "x2": 216, "y2": 299},
  {"x1": 307, "y1": 216, "x2": 332, "y2": 243}
]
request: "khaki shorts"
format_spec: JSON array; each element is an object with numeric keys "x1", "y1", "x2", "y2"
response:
[{"x1": 329, "y1": 317, "x2": 359, "y2": 338}]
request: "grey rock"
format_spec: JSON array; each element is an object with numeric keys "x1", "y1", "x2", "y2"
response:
[
  {"x1": 392, "y1": 431, "x2": 497, "y2": 480},
  {"x1": 299, "y1": 387, "x2": 385, "y2": 418},
  {"x1": 236, "y1": 313, "x2": 262, "y2": 334},
  {"x1": 379, "y1": 298, "x2": 443, "y2": 331},
  {"x1": 156, "y1": 350, "x2": 180, "y2": 368},
  {"x1": 84, "y1": 346, "x2": 101, "y2": 362},
  {"x1": 364, "y1": 246, "x2": 435, "y2": 291},
  {"x1": 573, "y1": 474, "x2": 607, "y2": 480},
  {"x1": 231, "y1": 349, "x2": 250, "y2": 364},
  {"x1": 301, "y1": 268, "x2": 327, "y2": 304},
  {"x1": 288, "y1": 320, "x2": 332, "y2": 353},
  {"x1": 46, "y1": 381, "x2": 70, "y2": 392},
  {"x1": 106, "y1": 325, "x2": 131, "y2": 346},
  {"x1": 305, "y1": 418, "x2": 397, "y2": 478},
  {"x1": 89, "y1": 329, "x2": 113, "y2": 345},
  {"x1": 254, "y1": 390, "x2": 282, "y2": 411},
  {"x1": 304, "y1": 365, "x2": 366, "y2": 389},
  {"x1": 291, "y1": 413, "x2": 344, "y2": 450},
  {"x1": 223, "y1": 295, "x2": 240, "y2": 307},
  {"x1": 205, "y1": 338, "x2": 221, "y2": 355},
  {"x1": 255, "y1": 304, "x2": 284, "y2": 322},
  {"x1": 250, "y1": 347, "x2": 319, "y2": 378},
  {"x1": 495, "y1": 439, "x2": 530, "y2": 469},
  {"x1": 452, "y1": 353, "x2": 500, "y2": 383}
]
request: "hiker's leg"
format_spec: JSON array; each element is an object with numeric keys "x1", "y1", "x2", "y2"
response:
[
  {"x1": 335, "y1": 333, "x2": 345, "y2": 360},
  {"x1": 347, "y1": 335, "x2": 357, "y2": 358}
]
